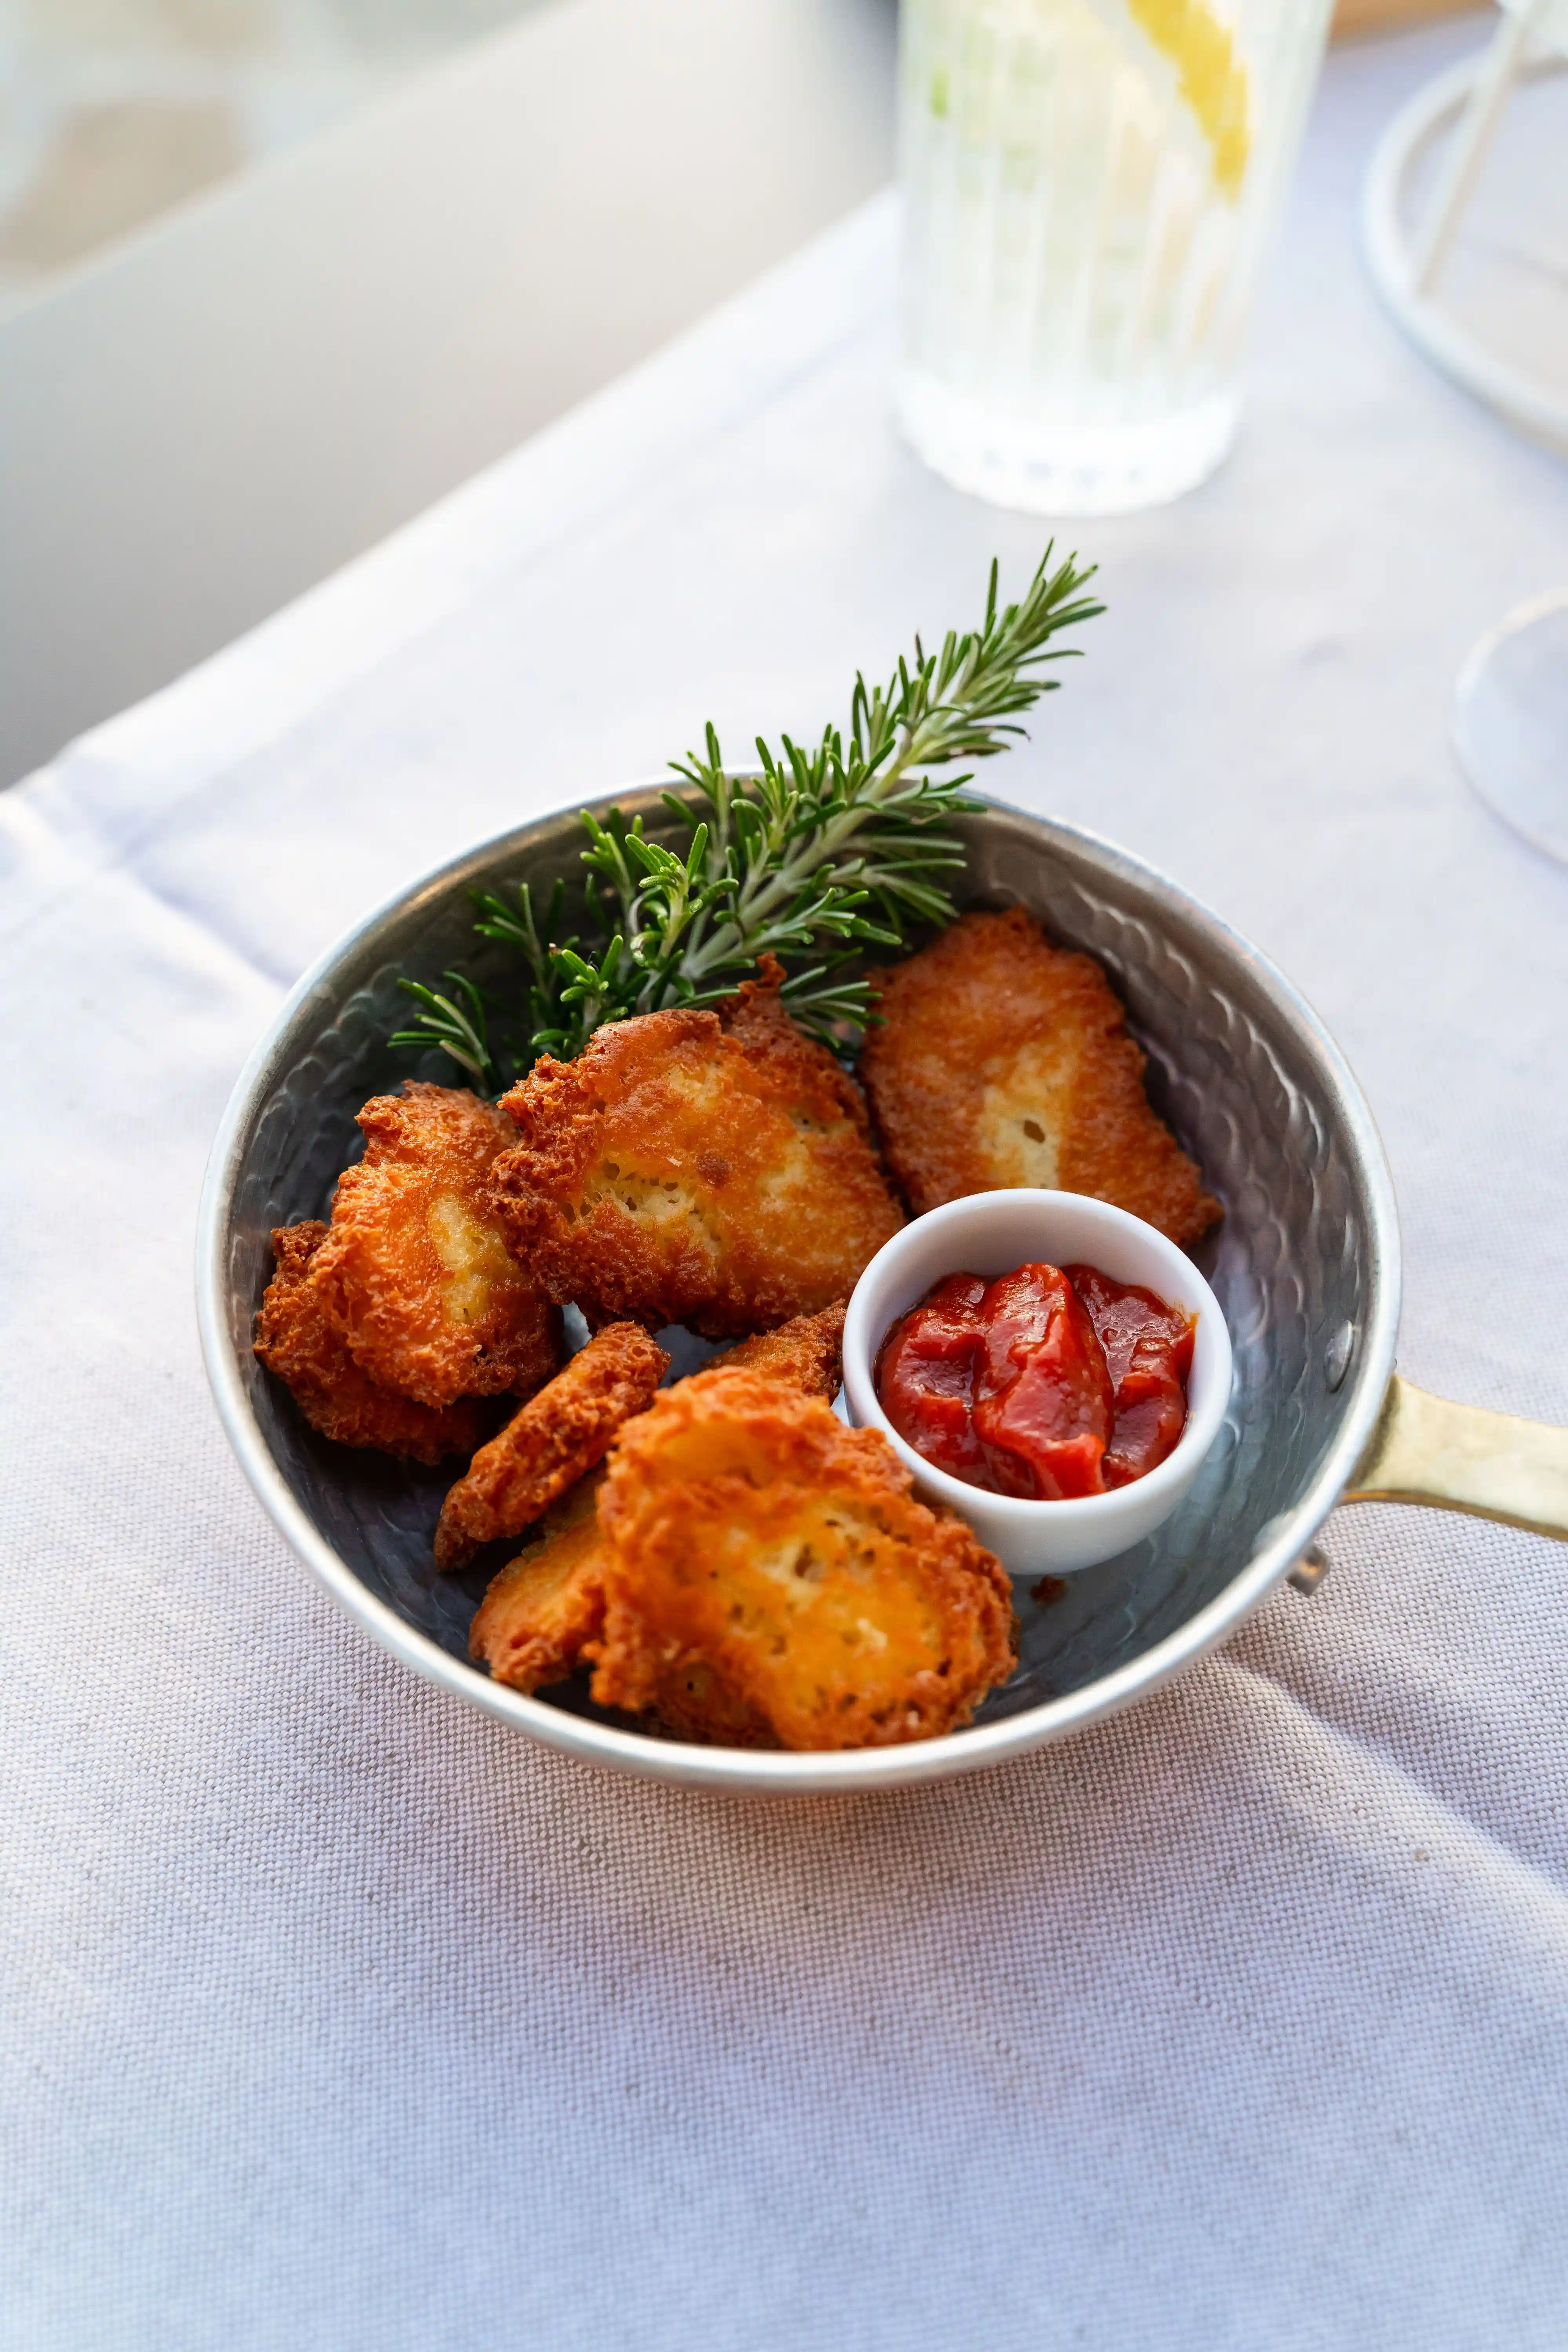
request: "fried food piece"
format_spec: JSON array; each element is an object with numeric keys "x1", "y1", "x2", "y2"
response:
[
  {"x1": 859, "y1": 908, "x2": 1220, "y2": 1247},
  {"x1": 489, "y1": 966, "x2": 902, "y2": 1338},
  {"x1": 634, "y1": 1656, "x2": 777, "y2": 1749},
  {"x1": 468, "y1": 1305, "x2": 844, "y2": 1706},
  {"x1": 468, "y1": 1475, "x2": 774, "y2": 1742},
  {"x1": 469, "y1": 1474, "x2": 608, "y2": 1692},
  {"x1": 590, "y1": 1371, "x2": 1018, "y2": 1750},
  {"x1": 434, "y1": 1321, "x2": 669, "y2": 1570},
  {"x1": 702, "y1": 1301, "x2": 847, "y2": 1402},
  {"x1": 254, "y1": 1223, "x2": 487, "y2": 1463},
  {"x1": 313, "y1": 1081, "x2": 561, "y2": 1409}
]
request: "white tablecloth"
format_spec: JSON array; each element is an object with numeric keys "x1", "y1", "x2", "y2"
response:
[{"x1": 6, "y1": 21, "x2": 1568, "y2": 2349}]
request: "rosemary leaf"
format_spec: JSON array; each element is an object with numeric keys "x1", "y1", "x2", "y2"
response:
[{"x1": 392, "y1": 546, "x2": 1101, "y2": 1085}]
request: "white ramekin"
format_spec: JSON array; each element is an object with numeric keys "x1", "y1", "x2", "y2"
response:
[{"x1": 841, "y1": 1190, "x2": 1233, "y2": 1578}]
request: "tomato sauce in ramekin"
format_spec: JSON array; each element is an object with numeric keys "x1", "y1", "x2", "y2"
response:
[{"x1": 875, "y1": 1261, "x2": 1195, "y2": 1503}]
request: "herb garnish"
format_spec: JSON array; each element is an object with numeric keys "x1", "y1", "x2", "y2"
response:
[{"x1": 390, "y1": 548, "x2": 1101, "y2": 1093}]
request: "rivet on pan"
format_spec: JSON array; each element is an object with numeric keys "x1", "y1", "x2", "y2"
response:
[
  {"x1": 1325, "y1": 1321, "x2": 1356, "y2": 1391},
  {"x1": 1289, "y1": 1543, "x2": 1332, "y2": 1596}
]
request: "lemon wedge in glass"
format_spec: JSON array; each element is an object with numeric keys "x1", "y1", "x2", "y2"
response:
[{"x1": 1125, "y1": 0, "x2": 1250, "y2": 195}]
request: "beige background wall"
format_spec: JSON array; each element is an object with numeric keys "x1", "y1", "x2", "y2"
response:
[
  {"x1": 0, "y1": 0, "x2": 545, "y2": 307},
  {"x1": 0, "y1": 0, "x2": 901, "y2": 784}
]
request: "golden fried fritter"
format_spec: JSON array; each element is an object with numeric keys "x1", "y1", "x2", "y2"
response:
[
  {"x1": 466, "y1": 1306, "x2": 843, "y2": 1706},
  {"x1": 468, "y1": 1474, "x2": 608, "y2": 1693},
  {"x1": 254, "y1": 1223, "x2": 487, "y2": 1463},
  {"x1": 634, "y1": 1656, "x2": 777, "y2": 1749},
  {"x1": 702, "y1": 1301, "x2": 847, "y2": 1402},
  {"x1": 434, "y1": 1320, "x2": 669, "y2": 1570},
  {"x1": 314, "y1": 1081, "x2": 562, "y2": 1409},
  {"x1": 489, "y1": 967, "x2": 902, "y2": 1338},
  {"x1": 468, "y1": 1476, "x2": 773, "y2": 1739},
  {"x1": 859, "y1": 908, "x2": 1220, "y2": 1247},
  {"x1": 590, "y1": 1370, "x2": 1017, "y2": 1750}
]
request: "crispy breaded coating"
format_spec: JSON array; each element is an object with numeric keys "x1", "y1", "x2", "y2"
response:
[
  {"x1": 469, "y1": 1474, "x2": 608, "y2": 1693},
  {"x1": 590, "y1": 1371, "x2": 1018, "y2": 1750},
  {"x1": 468, "y1": 1305, "x2": 846, "y2": 1713},
  {"x1": 254, "y1": 1223, "x2": 487, "y2": 1463},
  {"x1": 434, "y1": 1321, "x2": 669, "y2": 1570},
  {"x1": 313, "y1": 1081, "x2": 562, "y2": 1409},
  {"x1": 489, "y1": 968, "x2": 902, "y2": 1338},
  {"x1": 635, "y1": 1656, "x2": 777, "y2": 1749},
  {"x1": 469, "y1": 1477, "x2": 774, "y2": 1740},
  {"x1": 859, "y1": 909, "x2": 1220, "y2": 1247},
  {"x1": 702, "y1": 1301, "x2": 847, "y2": 1402}
]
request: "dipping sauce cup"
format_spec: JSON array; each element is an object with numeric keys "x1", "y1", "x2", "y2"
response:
[{"x1": 842, "y1": 1190, "x2": 1234, "y2": 1578}]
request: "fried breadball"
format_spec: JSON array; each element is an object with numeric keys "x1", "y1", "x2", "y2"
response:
[
  {"x1": 313, "y1": 1081, "x2": 562, "y2": 1409},
  {"x1": 489, "y1": 968, "x2": 902, "y2": 1338},
  {"x1": 468, "y1": 1473, "x2": 609, "y2": 1693},
  {"x1": 702, "y1": 1301, "x2": 847, "y2": 1403},
  {"x1": 254, "y1": 1222, "x2": 487, "y2": 1463},
  {"x1": 590, "y1": 1370, "x2": 1018, "y2": 1750},
  {"x1": 434, "y1": 1320, "x2": 669, "y2": 1570},
  {"x1": 859, "y1": 909, "x2": 1220, "y2": 1246}
]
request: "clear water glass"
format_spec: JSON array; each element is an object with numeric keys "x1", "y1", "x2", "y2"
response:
[{"x1": 897, "y1": 0, "x2": 1334, "y2": 515}]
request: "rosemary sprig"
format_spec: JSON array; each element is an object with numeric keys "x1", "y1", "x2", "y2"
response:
[
  {"x1": 388, "y1": 971, "x2": 501, "y2": 1093},
  {"x1": 392, "y1": 547, "x2": 1101, "y2": 1087}
]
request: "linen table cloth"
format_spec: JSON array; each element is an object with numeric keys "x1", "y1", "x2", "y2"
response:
[{"x1": 5, "y1": 21, "x2": 1568, "y2": 2349}]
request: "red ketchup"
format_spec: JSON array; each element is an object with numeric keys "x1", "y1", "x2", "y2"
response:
[{"x1": 875, "y1": 1262, "x2": 1195, "y2": 1502}]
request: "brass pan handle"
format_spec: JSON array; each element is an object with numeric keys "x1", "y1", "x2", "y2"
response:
[{"x1": 1345, "y1": 1372, "x2": 1568, "y2": 1543}]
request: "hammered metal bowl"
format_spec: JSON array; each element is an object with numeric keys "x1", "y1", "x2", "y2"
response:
[{"x1": 196, "y1": 789, "x2": 1401, "y2": 1792}]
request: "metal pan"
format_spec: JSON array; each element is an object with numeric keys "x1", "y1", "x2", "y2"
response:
[{"x1": 196, "y1": 788, "x2": 1568, "y2": 1793}]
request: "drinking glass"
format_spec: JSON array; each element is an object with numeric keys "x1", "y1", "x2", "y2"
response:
[{"x1": 897, "y1": 0, "x2": 1335, "y2": 515}]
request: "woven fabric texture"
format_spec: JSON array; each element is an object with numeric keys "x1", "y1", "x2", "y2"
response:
[{"x1": 4, "y1": 22, "x2": 1568, "y2": 2349}]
